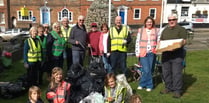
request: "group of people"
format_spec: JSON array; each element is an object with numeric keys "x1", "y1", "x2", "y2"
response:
[{"x1": 24, "y1": 12, "x2": 187, "y2": 103}]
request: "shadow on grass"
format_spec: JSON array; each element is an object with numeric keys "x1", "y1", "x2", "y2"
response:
[{"x1": 182, "y1": 73, "x2": 197, "y2": 94}]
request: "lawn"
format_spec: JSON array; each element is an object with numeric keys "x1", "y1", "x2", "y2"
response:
[{"x1": 0, "y1": 50, "x2": 209, "y2": 103}]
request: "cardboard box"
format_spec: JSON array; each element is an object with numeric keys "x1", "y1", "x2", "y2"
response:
[{"x1": 156, "y1": 39, "x2": 184, "y2": 53}]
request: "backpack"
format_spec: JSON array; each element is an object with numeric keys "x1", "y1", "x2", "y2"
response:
[{"x1": 116, "y1": 74, "x2": 133, "y2": 103}]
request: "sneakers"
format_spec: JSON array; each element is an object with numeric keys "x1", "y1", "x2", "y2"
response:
[
  {"x1": 146, "y1": 88, "x2": 152, "y2": 92},
  {"x1": 160, "y1": 89, "x2": 171, "y2": 94},
  {"x1": 137, "y1": 86, "x2": 152, "y2": 92},
  {"x1": 137, "y1": 86, "x2": 143, "y2": 90},
  {"x1": 173, "y1": 93, "x2": 181, "y2": 98}
]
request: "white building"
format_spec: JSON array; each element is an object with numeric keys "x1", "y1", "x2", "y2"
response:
[{"x1": 163, "y1": 0, "x2": 209, "y2": 23}]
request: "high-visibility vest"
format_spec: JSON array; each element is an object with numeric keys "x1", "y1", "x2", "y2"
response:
[
  {"x1": 27, "y1": 38, "x2": 42, "y2": 62},
  {"x1": 51, "y1": 30, "x2": 65, "y2": 57},
  {"x1": 36, "y1": 35, "x2": 47, "y2": 61},
  {"x1": 105, "y1": 83, "x2": 126, "y2": 103},
  {"x1": 47, "y1": 81, "x2": 71, "y2": 103},
  {"x1": 110, "y1": 26, "x2": 129, "y2": 52},
  {"x1": 61, "y1": 26, "x2": 72, "y2": 48},
  {"x1": 138, "y1": 27, "x2": 157, "y2": 57}
]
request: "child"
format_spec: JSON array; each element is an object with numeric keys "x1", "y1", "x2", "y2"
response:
[
  {"x1": 46, "y1": 67, "x2": 71, "y2": 103},
  {"x1": 130, "y1": 94, "x2": 142, "y2": 103},
  {"x1": 104, "y1": 73, "x2": 126, "y2": 103},
  {"x1": 27, "y1": 86, "x2": 44, "y2": 103}
]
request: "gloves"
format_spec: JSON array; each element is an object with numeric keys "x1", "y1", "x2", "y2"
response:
[
  {"x1": 123, "y1": 40, "x2": 127, "y2": 44},
  {"x1": 24, "y1": 63, "x2": 29, "y2": 69},
  {"x1": 107, "y1": 53, "x2": 110, "y2": 57}
]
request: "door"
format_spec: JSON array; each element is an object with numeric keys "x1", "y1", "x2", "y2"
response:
[
  {"x1": 40, "y1": 7, "x2": 50, "y2": 25},
  {"x1": 119, "y1": 9, "x2": 125, "y2": 24}
]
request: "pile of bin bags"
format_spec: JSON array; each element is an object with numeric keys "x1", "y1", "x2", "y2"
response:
[{"x1": 66, "y1": 62, "x2": 107, "y2": 103}]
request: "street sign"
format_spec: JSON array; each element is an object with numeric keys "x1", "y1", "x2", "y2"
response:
[{"x1": 32, "y1": 17, "x2": 36, "y2": 23}]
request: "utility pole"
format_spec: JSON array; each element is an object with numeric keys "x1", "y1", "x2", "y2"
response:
[{"x1": 108, "y1": 0, "x2": 111, "y2": 27}]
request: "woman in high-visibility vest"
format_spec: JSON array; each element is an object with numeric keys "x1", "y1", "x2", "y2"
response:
[
  {"x1": 135, "y1": 16, "x2": 159, "y2": 92},
  {"x1": 104, "y1": 73, "x2": 126, "y2": 103},
  {"x1": 46, "y1": 22, "x2": 65, "y2": 70},
  {"x1": 46, "y1": 67, "x2": 71, "y2": 103},
  {"x1": 23, "y1": 26, "x2": 42, "y2": 86}
]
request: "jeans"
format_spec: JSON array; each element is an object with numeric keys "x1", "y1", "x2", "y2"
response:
[
  {"x1": 139, "y1": 52, "x2": 156, "y2": 89},
  {"x1": 110, "y1": 51, "x2": 127, "y2": 76},
  {"x1": 102, "y1": 54, "x2": 112, "y2": 73},
  {"x1": 72, "y1": 50, "x2": 85, "y2": 66}
]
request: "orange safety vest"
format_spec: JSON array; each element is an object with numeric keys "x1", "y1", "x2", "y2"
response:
[
  {"x1": 47, "y1": 81, "x2": 71, "y2": 103},
  {"x1": 138, "y1": 27, "x2": 157, "y2": 57}
]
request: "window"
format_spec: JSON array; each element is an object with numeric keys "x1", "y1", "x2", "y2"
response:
[
  {"x1": 134, "y1": 8, "x2": 141, "y2": 19},
  {"x1": 149, "y1": 8, "x2": 156, "y2": 19},
  {"x1": 181, "y1": 7, "x2": 189, "y2": 16},
  {"x1": 0, "y1": 12, "x2": 5, "y2": 24},
  {"x1": 58, "y1": 8, "x2": 73, "y2": 22},
  {"x1": 127, "y1": 0, "x2": 133, "y2": 1},
  {"x1": 0, "y1": 0, "x2": 4, "y2": 6},
  {"x1": 17, "y1": 10, "x2": 33, "y2": 21}
]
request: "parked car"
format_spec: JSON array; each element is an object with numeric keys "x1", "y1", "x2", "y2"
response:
[
  {"x1": 0, "y1": 28, "x2": 29, "y2": 42},
  {"x1": 178, "y1": 22, "x2": 194, "y2": 33}
]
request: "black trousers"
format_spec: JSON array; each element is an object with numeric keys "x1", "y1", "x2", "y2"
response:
[
  {"x1": 162, "y1": 49, "x2": 184, "y2": 94},
  {"x1": 27, "y1": 62, "x2": 41, "y2": 86},
  {"x1": 66, "y1": 47, "x2": 73, "y2": 70}
]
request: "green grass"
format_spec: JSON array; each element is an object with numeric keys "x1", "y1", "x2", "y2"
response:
[{"x1": 1, "y1": 50, "x2": 209, "y2": 103}]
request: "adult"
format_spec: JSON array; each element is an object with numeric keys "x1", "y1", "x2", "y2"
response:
[
  {"x1": 37, "y1": 24, "x2": 47, "y2": 85},
  {"x1": 46, "y1": 67, "x2": 71, "y2": 103},
  {"x1": 87, "y1": 22, "x2": 101, "y2": 63},
  {"x1": 61, "y1": 17, "x2": 73, "y2": 70},
  {"x1": 135, "y1": 16, "x2": 159, "y2": 92},
  {"x1": 43, "y1": 23, "x2": 50, "y2": 36},
  {"x1": 160, "y1": 13, "x2": 187, "y2": 98},
  {"x1": 69, "y1": 15, "x2": 87, "y2": 66},
  {"x1": 99, "y1": 23, "x2": 112, "y2": 73},
  {"x1": 24, "y1": 26, "x2": 42, "y2": 86},
  {"x1": 108, "y1": 16, "x2": 132, "y2": 76},
  {"x1": 47, "y1": 22, "x2": 65, "y2": 69}
]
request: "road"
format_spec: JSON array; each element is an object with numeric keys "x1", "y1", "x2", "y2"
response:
[{"x1": 186, "y1": 28, "x2": 209, "y2": 51}]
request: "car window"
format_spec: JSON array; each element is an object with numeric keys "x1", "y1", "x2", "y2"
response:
[{"x1": 178, "y1": 23, "x2": 189, "y2": 26}]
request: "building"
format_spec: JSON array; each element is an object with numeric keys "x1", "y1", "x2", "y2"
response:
[
  {"x1": 8, "y1": 0, "x2": 162, "y2": 29},
  {"x1": 163, "y1": 0, "x2": 209, "y2": 23},
  {"x1": 9, "y1": 0, "x2": 82, "y2": 28},
  {"x1": 0, "y1": 0, "x2": 9, "y2": 32}
]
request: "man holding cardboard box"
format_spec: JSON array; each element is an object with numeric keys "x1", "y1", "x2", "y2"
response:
[{"x1": 159, "y1": 13, "x2": 187, "y2": 98}]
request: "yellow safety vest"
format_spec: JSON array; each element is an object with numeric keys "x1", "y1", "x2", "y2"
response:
[
  {"x1": 110, "y1": 26, "x2": 129, "y2": 52},
  {"x1": 105, "y1": 84, "x2": 126, "y2": 103},
  {"x1": 61, "y1": 26, "x2": 71, "y2": 48},
  {"x1": 27, "y1": 38, "x2": 42, "y2": 62}
]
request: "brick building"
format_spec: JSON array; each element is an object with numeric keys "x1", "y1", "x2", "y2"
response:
[
  {"x1": 0, "y1": 0, "x2": 9, "y2": 32},
  {"x1": 9, "y1": 0, "x2": 162, "y2": 29}
]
